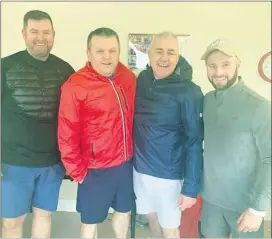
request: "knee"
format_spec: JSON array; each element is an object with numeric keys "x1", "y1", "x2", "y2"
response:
[
  {"x1": 2, "y1": 217, "x2": 25, "y2": 230},
  {"x1": 32, "y1": 207, "x2": 52, "y2": 219},
  {"x1": 112, "y1": 212, "x2": 130, "y2": 237},
  {"x1": 146, "y1": 212, "x2": 158, "y2": 223},
  {"x1": 80, "y1": 223, "x2": 97, "y2": 238},
  {"x1": 112, "y1": 211, "x2": 130, "y2": 228},
  {"x1": 162, "y1": 228, "x2": 180, "y2": 239},
  {"x1": 81, "y1": 223, "x2": 97, "y2": 230},
  {"x1": 113, "y1": 211, "x2": 130, "y2": 221}
]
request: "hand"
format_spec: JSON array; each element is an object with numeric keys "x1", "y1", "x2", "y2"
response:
[
  {"x1": 77, "y1": 169, "x2": 88, "y2": 184},
  {"x1": 77, "y1": 177, "x2": 85, "y2": 184},
  {"x1": 237, "y1": 209, "x2": 263, "y2": 233},
  {"x1": 178, "y1": 194, "x2": 196, "y2": 211}
]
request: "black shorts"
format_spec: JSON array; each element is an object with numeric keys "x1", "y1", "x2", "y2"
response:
[{"x1": 76, "y1": 160, "x2": 134, "y2": 224}]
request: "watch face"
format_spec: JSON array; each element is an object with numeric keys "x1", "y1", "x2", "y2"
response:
[
  {"x1": 258, "y1": 52, "x2": 271, "y2": 82},
  {"x1": 263, "y1": 55, "x2": 271, "y2": 80}
]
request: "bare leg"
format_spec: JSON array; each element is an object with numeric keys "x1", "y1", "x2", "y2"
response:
[
  {"x1": 112, "y1": 211, "x2": 130, "y2": 238},
  {"x1": 146, "y1": 212, "x2": 163, "y2": 238},
  {"x1": 2, "y1": 214, "x2": 27, "y2": 239},
  {"x1": 80, "y1": 223, "x2": 98, "y2": 239},
  {"x1": 162, "y1": 227, "x2": 180, "y2": 239},
  {"x1": 31, "y1": 207, "x2": 52, "y2": 238}
]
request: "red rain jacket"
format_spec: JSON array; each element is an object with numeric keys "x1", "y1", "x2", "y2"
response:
[{"x1": 58, "y1": 62, "x2": 136, "y2": 182}]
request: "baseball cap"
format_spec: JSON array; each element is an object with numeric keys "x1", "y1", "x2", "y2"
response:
[{"x1": 201, "y1": 38, "x2": 238, "y2": 60}]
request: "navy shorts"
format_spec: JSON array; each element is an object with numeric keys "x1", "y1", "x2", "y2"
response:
[
  {"x1": 76, "y1": 160, "x2": 134, "y2": 224},
  {"x1": 1, "y1": 162, "x2": 65, "y2": 218}
]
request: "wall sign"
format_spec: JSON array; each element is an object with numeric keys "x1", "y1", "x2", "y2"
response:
[{"x1": 258, "y1": 51, "x2": 271, "y2": 83}]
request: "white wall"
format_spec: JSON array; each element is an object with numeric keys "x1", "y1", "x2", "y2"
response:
[{"x1": 1, "y1": 2, "x2": 271, "y2": 97}]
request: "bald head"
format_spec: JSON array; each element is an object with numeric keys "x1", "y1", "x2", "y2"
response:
[{"x1": 148, "y1": 31, "x2": 180, "y2": 80}]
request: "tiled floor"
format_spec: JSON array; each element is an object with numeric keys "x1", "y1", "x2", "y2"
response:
[
  {"x1": 21, "y1": 212, "x2": 271, "y2": 238},
  {"x1": 22, "y1": 212, "x2": 151, "y2": 238}
]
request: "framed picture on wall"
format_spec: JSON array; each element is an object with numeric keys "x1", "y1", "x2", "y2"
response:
[{"x1": 128, "y1": 33, "x2": 191, "y2": 71}]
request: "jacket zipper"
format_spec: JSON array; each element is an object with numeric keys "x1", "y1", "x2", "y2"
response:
[
  {"x1": 91, "y1": 143, "x2": 96, "y2": 164},
  {"x1": 108, "y1": 80, "x2": 128, "y2": 161},
  {"x1": 120, "y1": 88, "x2": 129, "y2": 111}
]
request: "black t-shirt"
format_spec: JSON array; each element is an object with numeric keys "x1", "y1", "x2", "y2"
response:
[{"x1": 1, "y1": 50, "x2": 75, "y2": 167}]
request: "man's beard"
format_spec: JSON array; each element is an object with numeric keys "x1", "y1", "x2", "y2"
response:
[{"x1": 208, "y1": 69, "x2": 238, "y2": 91}]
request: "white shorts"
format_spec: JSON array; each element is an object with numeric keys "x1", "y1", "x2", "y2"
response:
[{"x1": 133, "y1": 168, "x2": 183, "y2": 229}]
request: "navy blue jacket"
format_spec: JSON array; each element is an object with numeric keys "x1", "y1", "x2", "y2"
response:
[{"x1": 133, "y1": 56, "x2": 204, "y2": 198}]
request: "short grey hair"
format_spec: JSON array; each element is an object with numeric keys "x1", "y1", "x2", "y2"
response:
[
  {"x1": 152, "y1": 31, "x2": 178, "y2": 41},
  {"x1": 151, "y1": 31, "x2": 178, "y2": 49}
]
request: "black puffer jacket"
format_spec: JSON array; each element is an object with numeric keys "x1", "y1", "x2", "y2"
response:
[{"x1": 1, "y1": 50, "x2": 75, "y2": 167}]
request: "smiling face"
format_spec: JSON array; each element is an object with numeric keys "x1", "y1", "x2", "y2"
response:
[
  {"x1": 87, "y1": 36, "x2": 120, "y2": 77},
  {"x1": 205, "y1": 50, "x2": 240, "y2": 90},
  {"x1": 22, "y1": 19, "x2": 55, "y2": 61},
  {"x1": 148, "y1": 36, "x2": 179, "y2": 80}
]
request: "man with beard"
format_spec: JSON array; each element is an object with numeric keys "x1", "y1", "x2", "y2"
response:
[
  {"x1": 1, "y1": 10, "x2": 75, "y2": 238},
  {"x1": 133, "y1": 32, "x2": 204, "y2": 238},
  {"x1": 200, "y1": 38, "x2": 271, "y2": 238}
]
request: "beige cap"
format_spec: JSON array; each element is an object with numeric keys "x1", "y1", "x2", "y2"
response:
[{"x1": 201, "y1": 38, "x2": 238, "y2": 60}]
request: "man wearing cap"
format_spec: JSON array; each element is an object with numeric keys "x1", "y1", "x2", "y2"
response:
[{"x1": 200, "y1": 38, "x2": 271, "y2": 238}]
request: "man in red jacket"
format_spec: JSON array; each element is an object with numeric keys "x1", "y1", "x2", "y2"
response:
[{"x1": 57, "y1": 27, "x2": 136, "y2": 239}]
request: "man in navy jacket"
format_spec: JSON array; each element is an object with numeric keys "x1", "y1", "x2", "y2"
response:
[{"x1": 133, "y1": 32, "x2": 204, "y2": 238}]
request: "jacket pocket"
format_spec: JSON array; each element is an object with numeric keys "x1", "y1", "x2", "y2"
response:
[
  {"x1": 91, "y1": 143, "x2": 96, "y2": 164},
  {"x1": 120, "y1": 88, "x2": 129, "y2": 111}
]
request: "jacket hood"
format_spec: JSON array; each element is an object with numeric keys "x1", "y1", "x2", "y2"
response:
[{"x1": 146, "y1": 55, "x2": 193, "y2": 82}]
